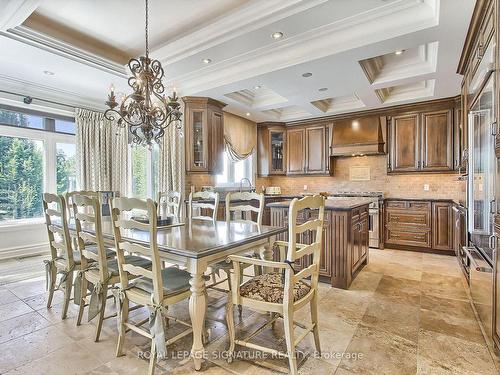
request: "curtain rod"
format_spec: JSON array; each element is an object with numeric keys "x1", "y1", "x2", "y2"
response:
[{"x1": 0, "y1": 89, "x2": 102, "y2": 112}]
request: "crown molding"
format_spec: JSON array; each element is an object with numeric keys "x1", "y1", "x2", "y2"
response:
[
  {"x1": 0, "y1": 0, "x2": 41, "y2": 31},
  {"x1": 0, "y1": 74, "x2": 105, "y2": 111},
  {"x1": 153, "y1": 0, "x2": 329, "y2": 64},
  {"x1": 174, "y1": 0, "x2": 440, "y2": 94},
  {"x1": 1, "y1": 26, "x2": 127, "y2": 78}
]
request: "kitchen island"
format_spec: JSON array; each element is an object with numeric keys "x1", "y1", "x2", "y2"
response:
[{"x1": 268, "y1": 197, "x2": 372, "y2": 289}]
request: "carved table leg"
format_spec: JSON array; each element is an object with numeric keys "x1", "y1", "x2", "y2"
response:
[{"x1": 189, "y1": 271, "x2": 207, "y2": 371}]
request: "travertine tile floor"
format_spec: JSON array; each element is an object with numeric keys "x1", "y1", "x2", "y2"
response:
[{"x1": 0, "y1": 249, "x2": 499, "y2": 374}]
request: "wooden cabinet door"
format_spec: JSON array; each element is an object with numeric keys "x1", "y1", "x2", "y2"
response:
[
  {"x1": 186, "y1": 108, "x2": 209, "y2": 172},
  {"x1": 305, "y1": 126, "x2": 326, "y2": 174},
  {"x1": 432, "y1": 202, "x2": 453, "y2": 251},
  {"x1": 421, "y1": 110, "x2": 453, "y2": 171},
  {"x1": 351, "y1": 220, "x2": 361, "y2": 268},
  {"x1": 210, "y1": 110, "x2": 224, "y2": 174},
  {"x1": 389, "y1": 114, "x2": 420, "y2": 172},
  {"x1": 360, "y1": 215, "x2": 369, "y2": 258},
  {"x1": 287, "y1": 128, "x2": 305, "y2": 174}
]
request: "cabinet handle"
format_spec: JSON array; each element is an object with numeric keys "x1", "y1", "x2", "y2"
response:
[{"x1": 489, "y1": 235, "x2": 496, "y2": 250}]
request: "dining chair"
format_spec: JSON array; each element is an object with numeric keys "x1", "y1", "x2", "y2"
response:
[
  {"x1": 157, "y1": 191, "x2": 182, "y2": 219},
  {"x1": 110, "y1": 197, "x2": 194, "y2": 375},
  {"x1": 43, "y1": 193, "x2": 81, "y2": 320},
  {"x1": 187, "y1": 190, "x2": 219, "y2": 221},
  {"x1": 208, "y1": 192, "x2": 265, "y2": 300},
  {"x1": 72, "y1": 193, "x2": 152, "y2": 342},
  {"x1": 65, "y1": 190, "x2": 116, "y2": 259},
  {"x1": 225, "y1": 195, "x2": 325, "y2": 375}
]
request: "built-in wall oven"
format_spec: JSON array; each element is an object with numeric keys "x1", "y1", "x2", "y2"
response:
[{"x1": 467, "y1": 69, "x2": 496, "y2": 341}]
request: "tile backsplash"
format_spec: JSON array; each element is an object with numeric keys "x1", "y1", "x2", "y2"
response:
[{"x1": 256, "y1": 155, "x2": 465, "y2": 202}]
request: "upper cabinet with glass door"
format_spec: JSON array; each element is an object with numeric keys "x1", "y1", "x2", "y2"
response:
[
  {"x1": 257, "y1": 123, "x2": 287, "y2": 176},
  {"x1": 184, "y1": 97, "x2": 226, "y2": 174}
]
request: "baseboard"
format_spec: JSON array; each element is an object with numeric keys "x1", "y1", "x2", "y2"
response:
[{"x1": 0, "y1": 243, "x2": 49, "y2": 261}]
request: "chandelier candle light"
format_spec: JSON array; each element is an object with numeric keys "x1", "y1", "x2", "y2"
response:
[{"x1": 104, "y1": 0, "x2": 182, "y2": 147}]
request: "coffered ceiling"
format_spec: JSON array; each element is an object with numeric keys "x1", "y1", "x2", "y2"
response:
[{"x1": 0, "y1": 0, "x2": 475, "y2": 122}]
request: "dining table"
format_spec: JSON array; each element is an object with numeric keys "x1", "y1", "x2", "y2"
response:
[{"x1": 64, "y1": 216, "x2": 287, "y2": 371}]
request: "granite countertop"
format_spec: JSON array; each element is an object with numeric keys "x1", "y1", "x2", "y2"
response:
[
  {"x1": 384, "y1": 197, "x2": 456, "y2": 203},
  {"x1": 267, "y1": 197, "x2": 374, "y2": 211}
]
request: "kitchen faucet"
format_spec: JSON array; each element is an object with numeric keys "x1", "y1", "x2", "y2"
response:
[{"x1": 239, "y1": 178, "x2": 254, "y2": 192}]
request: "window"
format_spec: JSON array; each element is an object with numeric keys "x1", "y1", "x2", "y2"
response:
[
  {"x1": 216, "y1": 152, "x2": 253, "y2": 187},
  {"x1": 129, "y1": 145, "x2": 159, "y2": 199},
  {"x1": 0, "y1": 106, "x2": 75, "y2": 224},
  {"x1": 0, "y1": 106, "x2": 75, "y2": 135},
  {"x1": 0, "y1": 136, "x2": 44, "y2": 221},
  {"x1": 56, "y1": 143, "x2": 77, "y2": 194}
]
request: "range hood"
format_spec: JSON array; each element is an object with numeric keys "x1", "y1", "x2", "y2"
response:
[{"x1": 329, "y1": 116, "x2": 387, "y2": 156}]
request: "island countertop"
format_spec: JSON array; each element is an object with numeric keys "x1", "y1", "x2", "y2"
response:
[{"x1": 267, "y1": 196, "x2": 375, "y2": 211}]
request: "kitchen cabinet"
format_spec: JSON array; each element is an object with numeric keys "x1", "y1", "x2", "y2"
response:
[
  {"x1": 388, "y1": 110, "x2": 454, "y2": 173},
  {"x1": 305, "y1": 126, "x2": 328, "y2": 174},
  {"x1": 384, "y1": 199, "x2": 454, "y2": 253},
  {"x1": 286, "y1": 128, "x2": 305, "y2": 174},
  {"x1": 388, "y1": 114, "x2": 420, "y2": 172},
  {"x1": 183, "y1": 96, "x2": 226, "y2": 174},
  {"x1": 421, "y1": 110, "x2": 453, "y2": 171},
  {"x1": 286, "y1": 125, "x2": 328, "y2": 175},
  {"x1": 432, "y1": 202, "x2": 453, "y2": 251},
  {"x1": 257, "y1": 123, "x2": 286, "y2": 176}
]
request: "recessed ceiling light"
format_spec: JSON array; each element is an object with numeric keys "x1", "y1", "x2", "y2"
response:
[
  {"x1": 43, "y1": 70, "x2": 55, "y2": 76},
  {"x1": 319, "y1": 87, "x2": 328, "y2": 92},
  {"x1": 202, "y1": 58, "x2": 212, "y2": 64},
  {"x1": 302, "y1": 72, "x2": 312, "y2": 78},
  {"x1": 271, "y1": 31, "x2": 284, "y2": 40},
  {"x1": 394, "y1": 50, "x2": 404, "y2": 55},
  {"x1": 253, "y1": 85, "x2": 261, "y2": 90},
  {"x1": 246, "y1": 112, "x2": 251, "y2": 117}
]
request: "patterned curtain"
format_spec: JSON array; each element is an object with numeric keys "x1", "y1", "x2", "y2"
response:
[
  {"x1": 75, "y1": 108, "x2": 128, "y2": 194},
  {"x1": 158, "y1": 101, "x2": 184, "y2": 201}
]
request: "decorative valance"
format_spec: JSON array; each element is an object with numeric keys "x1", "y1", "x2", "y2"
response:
[{"x1": 223, "y1": 112, "x2": 257, "y2": 162}]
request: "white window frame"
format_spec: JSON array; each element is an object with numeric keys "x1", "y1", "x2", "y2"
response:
[
  {"x1": 0, "y1": 125, "x2": 75, "y2": 226},
  {"x1": 216, "y1": 151, "x2": 255, "y2": 188}
]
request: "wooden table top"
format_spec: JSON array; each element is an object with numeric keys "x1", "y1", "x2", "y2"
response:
[{"x1": 66, "y1": 217, "x2": 286, "y2": 260}]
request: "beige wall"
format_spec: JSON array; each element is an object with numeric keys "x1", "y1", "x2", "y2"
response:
[{"x1": 256, "y1": 155, "x2": 465, "y2": 202}]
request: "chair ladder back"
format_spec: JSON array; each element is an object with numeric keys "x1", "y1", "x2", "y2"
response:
[
  {"x1": 43, "y1": 193, "x2": 73, "y2": 268},
  {"x1": 225, "y1": 191, "x2": 264, "y2": 225},
  {"x1": 188, "y1": 191, "x2": 219, "y2": 221},
  {"x1": 72, "y1": 193, "x2": 109, "y2": 279},
  {"x1": 284, "y1": 195, "x2": 325, "y2": 303},
  {"x1": 157, "y1": 191, "x2": 182, "y2": 219},
  {"x1": 110, "y1": 197, "x2": 164, "y2": 303}
]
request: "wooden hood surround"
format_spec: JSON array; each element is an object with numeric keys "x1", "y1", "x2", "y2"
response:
[{"x1": 329, "y1": 116, "x2": 387, "y2": 156}]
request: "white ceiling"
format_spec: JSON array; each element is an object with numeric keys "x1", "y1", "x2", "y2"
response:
[{"x1": 0, "y1": 0, "x2": 475, "y2": 122}]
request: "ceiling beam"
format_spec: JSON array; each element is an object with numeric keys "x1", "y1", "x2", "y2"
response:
[{"x1": 0, "y1": 0, "x2": 41, "y2": 31}]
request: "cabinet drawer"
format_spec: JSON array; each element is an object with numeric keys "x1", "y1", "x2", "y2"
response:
[
  {"x1": 386, "y1": 201, "x2": 406, "y2": 209},
  {"x1": 386, "y1": 210, "x2": 431, "y2": 227},
  {"x1": 385, "y1": 228, "x2": 431, "y2": 248},
  {"x1": 408, "y1": 201, "x2": 431, "y2": 211}
]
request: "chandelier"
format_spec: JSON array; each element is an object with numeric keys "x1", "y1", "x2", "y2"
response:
[{"x1": 104, "y1": 0, "x2": 182, "y2": 147}]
